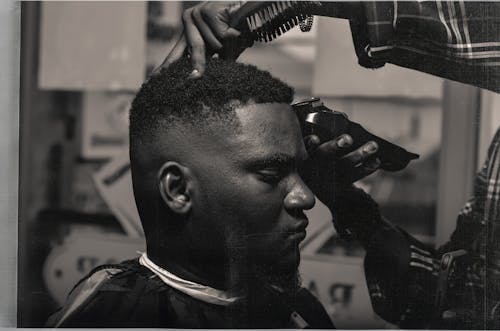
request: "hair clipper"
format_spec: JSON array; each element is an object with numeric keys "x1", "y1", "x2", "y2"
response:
[{"x1": 292, "y1": 98, "x2": 419, "y2": 172}]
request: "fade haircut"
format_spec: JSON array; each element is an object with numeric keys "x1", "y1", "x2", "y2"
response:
[
  {"x1": 129, "y1": 58, "x2": 294, "y2": 235},
  {"x1": 130, "y1": 57, "x2": 294, "y2": 149}
]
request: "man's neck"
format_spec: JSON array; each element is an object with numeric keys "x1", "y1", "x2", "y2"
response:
[
  {"x1": 146, "y1": 247, "x2": 244, "y2": 293},
  {"x1": 146, "y1": 246, "x2": 301, "y2": 298}
]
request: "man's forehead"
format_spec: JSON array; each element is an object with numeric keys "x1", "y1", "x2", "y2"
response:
[
  {"x1": 235, "y1": 102, "x2": 292, "y2": 120},
  {"x1": 231, "y1": 102, "x2": 307, "y2": 160},
  {"x1": 234, "y1": 102, "x2": 296, "y2": 135},
  {"x1": 157, "y1": 102, "x2": 307, "y2": 169}
]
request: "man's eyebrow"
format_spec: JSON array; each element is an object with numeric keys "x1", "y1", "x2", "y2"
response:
[{"x1": 245, "y1": 153, "x2": 298, "y2": 168}]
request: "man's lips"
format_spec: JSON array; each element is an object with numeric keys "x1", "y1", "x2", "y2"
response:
[
  {"x1": 292, "y1": 218, "x2": 309, "y2": 232},
  {"x1": 288, "y1": 230, "x2": 307, "y2": 243},
  {"x1": 244, "y1": 218, "x2": 309, "y2": 242},
  {"x1": 287, "y1": 218, "x2": 309, "y2": 242}
]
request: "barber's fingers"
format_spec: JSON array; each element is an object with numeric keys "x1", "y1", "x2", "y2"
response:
[
  {"x1": 316, "y1": 135, "x2": 353, "y2": 157},
  {"x1": 192, "y1": 5, "x2": 223, "y2": 51},
  {"x1": 338, "y1": 142, "x2": 380, "y2": 182},
  {"x1": 154, "y1": 2, "x2": 246, "y2": 78},
  {"x1": 364, "y1": 157, "x2": 382, "y2": 173},
  {"x1": 200, "y1": 2, "x2": 241, "y2": 40},
  {"x1": 153, "y1": 33, "x2": 187, "y2": 75},
  {"x1": 303, "y1": 135, "x2": 321, "y2": 155},
  {"x1": 340, "y1": 141, "x2": 378, "y2": 167},
  {"x1": 347, "y1": 157, "x2": 381, "y2": 183},
  {"x1": 304, "y1": 135, "x2": 380, "y2": 183},
  {"x1": 305, "y1": 135, "x2": 379, "y2": 168},
  {"x1": 305, "y1": 134, "x2": 354, "y2": 158},
  {"x1": 199, "y1": 2, "x2": 249, "y2": 61},
  {"x1": 183, "y1": 7, "x2": 206, "y2": 78}
]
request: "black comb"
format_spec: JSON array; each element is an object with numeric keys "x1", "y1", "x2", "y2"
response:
[{"x1": 229, "y1": 1, "x2": 321, "y2": 42}]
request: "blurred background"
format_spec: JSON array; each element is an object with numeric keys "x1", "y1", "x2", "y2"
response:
[{"x1": 18, "y1": 1, "x2": 500, "y2": 328}]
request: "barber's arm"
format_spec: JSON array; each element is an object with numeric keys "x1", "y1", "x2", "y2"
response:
[
  {"x1": 155, "y1": 2, "x2": 357, "y2": 77},
  {"x1": 361, "y1": 129, "x2": 500, "y2": 329},
  {"x1": 157, "y1": 1, "x2": 499, "y2": 92},
  {"x1": 335, "y1": 188, "x2": 440, "y2": 328},
  {"x1": 301, "y1": 134, "x2": 441, "y2": 328},
  {"x1": 302, "y1": 127, "x2": 500, "y2": 329}
]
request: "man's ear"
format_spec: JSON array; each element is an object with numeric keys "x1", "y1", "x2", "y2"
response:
[{"x1": 157, "y1": 161, "x2": 193, "y2": 215}]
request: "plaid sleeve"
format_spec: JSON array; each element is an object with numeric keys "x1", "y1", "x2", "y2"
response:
[
  {"x1": 364, "y1": 129, "x2": 500, "y2": 327},
  {"x1": 364, "y1": 221, "x2": 439, "y2": 328},
  {"x1": 440, "y1": 128, "x2": 500, "y2": 253},
  {"x1": 349, "y1": 1, "x2": 500, "y2": 93}
]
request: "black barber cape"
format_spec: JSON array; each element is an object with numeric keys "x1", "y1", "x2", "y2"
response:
[{"x1": 46, "y1": 259, "x2": 334, "y2": 328}]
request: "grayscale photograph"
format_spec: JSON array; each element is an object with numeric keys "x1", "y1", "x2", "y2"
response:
[{"x1": 11, "y1": 1, "x2": 500, "y2": 329}]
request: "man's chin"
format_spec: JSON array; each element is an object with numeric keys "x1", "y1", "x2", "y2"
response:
[
  {"x1": 280, "y1": 243, "x2": 302, "y2": 270},
  {"x1": 252, "y1": 262, "x2": 302, "y2": 295},
  {"x1": 265, "y1": 245, "x2": 302, "y2": 276}
]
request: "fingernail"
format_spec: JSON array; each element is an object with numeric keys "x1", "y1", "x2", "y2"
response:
[
  {"x1": 367, "y1": 158, "x2": 381, "y2": 169},
  {"x1": 188, "y1": 69, "x2": 200, "y2": 79},
  {"x1": 306, "y1": 137, "x2": 317, "y2": 148},
  {"x1": 310, "y1": 135, "x2": 320, "y2": 145},
  {"x1": 337, "y1": 135, "x2": 352, "y2": 147},
  {"x1": 364, "y1": 141, "x2": 378, "y2": 153},
  {"x1": 442, "y1": 310, "x2": 457, "y2": 320}
]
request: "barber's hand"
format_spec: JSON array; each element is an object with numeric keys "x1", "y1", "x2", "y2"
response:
[
  {"x1": 300, "y1": 133, "x2": 380, "y2": 226},
  {"x1": 302, "y1": 133, "x2": 380, "y2": 191},
  {"x1": 300, "y1": 134, "x2": 383, "y2": 242},
  {"x1": 154, "y1": 2, "x2": 252, "y2": 78}
]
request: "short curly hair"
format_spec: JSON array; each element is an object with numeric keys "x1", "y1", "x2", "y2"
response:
[{"x1": 129, "y1": 57, "x2": 294, "y2": 149}]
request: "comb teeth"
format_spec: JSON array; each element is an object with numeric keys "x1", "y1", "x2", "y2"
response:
[{"x1": 241, "y1": 1, "x2": 321, "y2": 42}]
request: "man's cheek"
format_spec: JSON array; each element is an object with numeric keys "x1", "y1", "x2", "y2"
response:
[{"x1": 244, "y1": 201, "x2": 283, "y2": 233}]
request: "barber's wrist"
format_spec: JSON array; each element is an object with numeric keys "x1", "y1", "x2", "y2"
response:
[
  {"x1": 330, "y1": 185, "x2": 382, "y2": 244},
  {"x1": 313, "y1": 2, "x2": 363, "y2": 20}
]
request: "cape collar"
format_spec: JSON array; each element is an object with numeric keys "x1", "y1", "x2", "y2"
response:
[{"x1": 139, "y1": 253, "x2": 243, "y2": 306}]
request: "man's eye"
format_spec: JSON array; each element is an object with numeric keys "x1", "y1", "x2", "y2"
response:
[{"x1": 257, "y1": 169, "x2": 283, "y2": 183}]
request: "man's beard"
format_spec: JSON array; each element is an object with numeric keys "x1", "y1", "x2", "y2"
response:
[
  {"x1": 221, "y1": 259, "x2": 304, "y2": 328},
  {"x1": 225, "y1": 255, "x2": 302, "y2": 298},
  {"x1": 248, "y1": 263, "x2": 302, "y2": 300},
  {"x1": 223, "y1": 230, "x2": 302, "y2": 300}
]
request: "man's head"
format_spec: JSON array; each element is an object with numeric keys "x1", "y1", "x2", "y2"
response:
[{"x1": 129, "y1": 58, "x2": 315, "y2": 290}]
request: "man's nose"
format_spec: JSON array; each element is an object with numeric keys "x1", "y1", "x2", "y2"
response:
[{"x1": 284, "y1": 175, "x2": 316, "y2": 211}]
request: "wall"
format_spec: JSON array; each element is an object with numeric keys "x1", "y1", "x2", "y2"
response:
[{"x1": 0, "y1": 0, "x2": 19, "y2": 327}]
